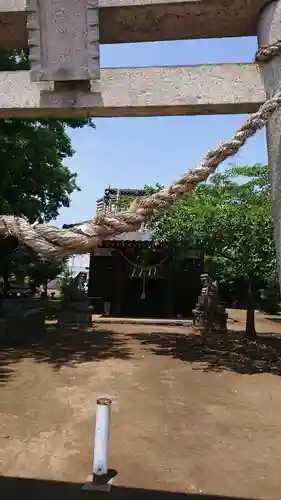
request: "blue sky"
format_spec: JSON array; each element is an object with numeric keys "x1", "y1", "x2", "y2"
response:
[{"x1": 56, "y1": 36, "x2": 268, "y2": 226}]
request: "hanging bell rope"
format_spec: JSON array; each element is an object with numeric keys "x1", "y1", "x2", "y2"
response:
[{"x1": 0, "y1": 42, "x2": 280, "y2": 260}]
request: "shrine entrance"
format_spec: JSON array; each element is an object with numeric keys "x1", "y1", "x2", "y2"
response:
[{"x1": 120, "y1": 273, "x2": 168, "y2": 319}]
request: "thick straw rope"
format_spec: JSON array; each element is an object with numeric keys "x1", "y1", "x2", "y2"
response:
[
  {"x1": 1, "y1": 41, "x2": 281, "y2": 260},
  {"x1": 255, "y1": 40, "x2": 281, "y2": 62}
]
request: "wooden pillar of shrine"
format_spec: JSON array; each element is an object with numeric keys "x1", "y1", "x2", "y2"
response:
[
  {"x1": 114, "y1": 251, "x2": 122, "y2": 316},
  {"x1": 166, "y1": 262, "x2": 173, "y2": 318}
]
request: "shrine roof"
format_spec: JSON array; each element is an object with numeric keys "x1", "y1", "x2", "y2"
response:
[
  {"x1": 62, "y1": 223, "x2": 157, "y2": 247},
  {"x1": 102, "y1": 228, "x2": 159, "y2": 247},
  {"x1": 97, "y1": 188, "x2": 148, "y2": 202},
  {"x1": 107, "y1": 229, "x2": 152, "y2": 242}
]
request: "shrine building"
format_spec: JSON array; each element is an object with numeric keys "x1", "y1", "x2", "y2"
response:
[{"x1": 86, "y1": 187, "x2": 203, "y2": 319}]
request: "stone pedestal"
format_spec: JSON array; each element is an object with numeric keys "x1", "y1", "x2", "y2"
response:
[
  {"x1": 193, "y1": 275, "x2": 228, "y2": 333},
  {"x1": 58, "y1": 299, "x2": 93, "y2": 328},
  {"x1": 9, "y1": 282, "x2": 30, "y2": 297},
  {"x1": 1, "y1": 297, "x2": 45, "y2": 340},
  {"x1": 58, "y1": 274, "x2": 92, "y2": 328},
  {"x1": 192, "y1": 302, "x2": 205, "y2": 328}
]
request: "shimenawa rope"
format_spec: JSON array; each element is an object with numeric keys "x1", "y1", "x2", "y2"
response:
[
  {"x1": 255, "y1": 40, "x2": 281, "y2": 62},
  {"x1": 1, "y1": 40, "x2": 281, "y2": 260}
]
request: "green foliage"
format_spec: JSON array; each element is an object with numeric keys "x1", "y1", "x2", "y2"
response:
[
  {"x1": 0, "y1": 49, "x2": 30, "y2": 71},
  {"x1": 144, "y1": 183, "x2": 164, "y2": 194},
  {"x1": 116, "y1": 195, "x2": 135, "y2": 211},
  {"x1": 153, "y1": 164, "x2": 276, "y2": 278},
  {"x1": 0, "y1": 49, "x2": 95, "y2": 282},
  {"x1": 0, "y1": 119, "x2": 84, "y2": 222},
  {"x1": 27, "y1": 258, "x2": 67, "y2": 291},
  {"x1": 150, "y1": 164, "x2": 279, "y2": 331},
  {"x1": 59, "y1": 267, "x2": 73, "y2": 296},
  {"x1": 0, "y1": 49, "x2": 95, "y2": 223},
  {"x1": 117, "y1": 185, "x2": 164, "y2": 213}
]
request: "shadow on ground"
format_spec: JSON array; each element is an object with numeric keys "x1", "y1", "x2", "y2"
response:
[
  {"x1": 0, "y1": 326, "x2": 131, "y2": 384},
  {"x1": 265, "y1": 316, "x2": 281, "y2": 325},
  {"x1": 0, "y1": 476, "x2": 257, "y2": 500},
  {"x1": 127, "y1": 330, "x2": 281, "y2": 376}
]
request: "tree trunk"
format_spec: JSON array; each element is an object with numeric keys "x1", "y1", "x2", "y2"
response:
[{"x1": 246, "y1": 279, "x2": 256, "y2": 339}]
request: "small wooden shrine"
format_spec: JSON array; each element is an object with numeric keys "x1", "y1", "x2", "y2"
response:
[{"x1": 87, "y1": 187, "x2": 204, "y2": 319}]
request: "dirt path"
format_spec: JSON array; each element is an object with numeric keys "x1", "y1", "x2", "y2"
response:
[{"x1": 1, "y1": 314, "x2": 281, "y2": 499}]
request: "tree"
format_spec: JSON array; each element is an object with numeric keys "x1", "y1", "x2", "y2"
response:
[
  {"x1": 0, "y1": 118, "x2": 93, "y2": 280},
  {"x1": 0, "y1": 48, "x2": 95, "y2": 223},
  {"x1": 152, "y1": 165, "x2": 278, "y2": 338},
  {"x1": 59, "y1": 266, "x2": 74, "y2": 297},
  {"x1": 0, "y1": 119, "x2": 86, "y2": 222},
  {"x1": 27, "y1": 258, "x2": 67, "y2": 295},
  {"x1": 0, "y1": 49, "x2": 95, "y2": 278}
]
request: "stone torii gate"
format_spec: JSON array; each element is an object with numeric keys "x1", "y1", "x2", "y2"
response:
[
  {"x1": 0, "y1": 0, "x2": 274, "y2": 118},
  {"x1": 0, "y1": 0, "x2": 281, "y2": 285}
]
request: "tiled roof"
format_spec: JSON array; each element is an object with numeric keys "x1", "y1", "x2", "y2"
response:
[
  {"x1": 107, "y1": 229, "x2": 153, "y2": 242},
  {"x1": 62, "y1": 223, "x2": 153, "y2": 244}
]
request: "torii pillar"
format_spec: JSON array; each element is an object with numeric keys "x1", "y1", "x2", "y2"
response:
[{"x1": 258, "y1": 0, "x2": 281, "y2": 284}]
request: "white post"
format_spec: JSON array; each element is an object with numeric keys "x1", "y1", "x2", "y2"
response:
[{"x1": 93, "y1": 397, "x2": 112, "y2": 483}]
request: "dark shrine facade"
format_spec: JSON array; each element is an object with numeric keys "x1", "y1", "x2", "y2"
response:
[{"x1": 88, "y1": 187, "x2": 204, "y2": 319}]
